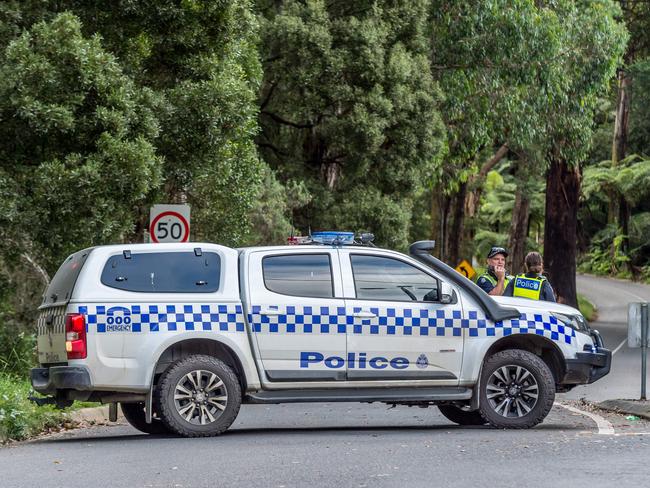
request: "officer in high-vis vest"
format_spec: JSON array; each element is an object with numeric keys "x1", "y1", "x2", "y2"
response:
[
  {"x1": 476, "y1": 246, "x2": 514, "y2": 296},
  {"x1": 504, "y1": 251, "x2": 556, "y2": 302}
]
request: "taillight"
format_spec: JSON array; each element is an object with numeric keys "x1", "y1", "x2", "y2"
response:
[{"x1": 65, "y1": 313, "x2": 87, "y2": 359}]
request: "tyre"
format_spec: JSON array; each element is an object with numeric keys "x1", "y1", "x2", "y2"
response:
[
  {"x1": 121, "y1": 402, "x2": 171, "y2": 435},
  {"x1": 438, "y1": 404, "x2": 487, "y2": 426},
  {"x1": 156, "y1": 355, "x2": 242, "y2": 437},
  {"x1": 478, "y1": 349, "x2": 555, "y2": 429}
]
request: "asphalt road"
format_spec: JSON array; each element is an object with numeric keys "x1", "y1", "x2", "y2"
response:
[
  {"x1": 2, "y1": 275, "x2": 650, "y2": 488},
  {"x1": 2, "y1": 402, "x2": 650, "y2": 488},
  {"x1": 561, "y1": 274, "x2": 650, "y2": 401}
]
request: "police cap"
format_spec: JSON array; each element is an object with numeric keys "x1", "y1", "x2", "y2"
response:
[{"x1": 487, "y1": 246, "x2": 508, "y2": 259}]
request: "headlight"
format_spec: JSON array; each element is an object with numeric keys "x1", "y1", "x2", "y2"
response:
[{"x1": 551, "y1": 313, "x2": 590, "y2": 333}]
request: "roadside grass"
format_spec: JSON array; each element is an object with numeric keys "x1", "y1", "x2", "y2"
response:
[
  {"x1": 577, "y1": 293, "x2": 598, "y2": 322},
  {"x1": 0, "y1": 373, "x2": 67, "y2": 443}
]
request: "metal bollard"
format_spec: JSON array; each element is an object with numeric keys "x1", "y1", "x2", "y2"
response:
[
  {"x1": 642, "y1": 303, "x2": 648, "y2": 401},
  {"x1": 627, "y1": 302, "x2": 650, "y2": 400}
]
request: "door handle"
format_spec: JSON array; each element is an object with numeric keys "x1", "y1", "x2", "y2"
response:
[
  {"x1": 353, "y1": 311, "x2": 377, "y2": 318},
  {"x1": 260, "y1": 308, "x2": 280, "y2": 316}
]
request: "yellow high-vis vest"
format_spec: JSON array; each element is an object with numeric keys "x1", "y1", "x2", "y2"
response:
[
  {"x1": 478, "y1": 273, "x2": 512, "y2": 290},
  {"x1": 512, "y1": 274, "x2": 546, "y2": 300}
]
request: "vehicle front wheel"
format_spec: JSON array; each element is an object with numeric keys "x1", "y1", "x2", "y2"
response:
[
  {"x1": 155, "y1": 355, "x2": 242, "y2": 437},
  {"x1": 120, "y1": 402, "x2": 171, "y2": 435},
  {"x1": 478, "y1": 349, "x2": 555, "y2": 429},
  {"x1": 438, "y1": 404, "x2": 487, "y2": 426}
]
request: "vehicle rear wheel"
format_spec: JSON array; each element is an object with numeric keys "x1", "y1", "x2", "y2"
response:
[
  {"x1": 479, "y1": 349, "x2": 555, "y2": 429},
  {"x1": 120, "y1": 402, "x2": 171, "y2": 435},
  {"x1": 156, "y1": 355, "x2": 241, "y2": 437},
  {"x1": 438, "y1": 404, "x2": 487, "y2": 426}
]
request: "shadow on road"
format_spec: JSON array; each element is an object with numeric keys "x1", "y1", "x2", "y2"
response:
[{"x1": 31, "y1": 421, "x2": 586, "y2": 444}]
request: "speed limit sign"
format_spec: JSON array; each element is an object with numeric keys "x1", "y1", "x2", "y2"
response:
[{"x1": 149, "y1": 204, "x2": 190, "y2": 243}]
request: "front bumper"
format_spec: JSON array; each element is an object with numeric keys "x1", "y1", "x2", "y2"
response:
[
  {"x1": 30, "y1": 366, "x2": 92, "y2": 395},
  {"x1": 562, "y1": 347, "x2": 612, "y2": 384}
]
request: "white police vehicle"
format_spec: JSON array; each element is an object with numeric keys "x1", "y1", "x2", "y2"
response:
[{"x1": 30, "y1": 233, "x2": 610, "y2": 436}]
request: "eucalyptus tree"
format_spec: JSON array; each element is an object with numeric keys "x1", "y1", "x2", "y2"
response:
[
  {"x1": 428, "y1": 0, "x2": 565, "y2": 265},
  {"x1": 540, "y1": 0, "x2": 626, "y2": 306}
]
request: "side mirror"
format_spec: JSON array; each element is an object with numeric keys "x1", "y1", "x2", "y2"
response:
[{"x1": 439, "y1": 282, "x2": 457, "y2": 304}]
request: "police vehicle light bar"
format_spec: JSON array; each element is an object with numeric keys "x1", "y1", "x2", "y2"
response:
[
  {"x1": 286, "y1": 231, "x2": 375, "y2": 246},
  {"x1": 311, "y1": 231, "x2": 354, "y2": 245}
]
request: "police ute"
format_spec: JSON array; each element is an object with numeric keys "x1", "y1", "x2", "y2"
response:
[{"x1": 30, "y1": 233, "x2": 611, "y2": 436}]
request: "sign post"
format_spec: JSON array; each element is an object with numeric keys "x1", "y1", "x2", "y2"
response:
[
  {"x1": 628, "y1": 302, "x2": 650, "y2": 400},
  {"x1": 149, "y1": 204, "x2": 191, "y2": 243}
]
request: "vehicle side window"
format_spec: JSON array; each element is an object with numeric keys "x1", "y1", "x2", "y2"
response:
[
  {"x1": 101, "y1": 252, "x2": 220, "y2": 293},
  {"x1": 350, "y1": 254, "x2": 438, "y2": 302},
  {"x1": 262, "y1": 254, "x2": 334, "y2": 298}
]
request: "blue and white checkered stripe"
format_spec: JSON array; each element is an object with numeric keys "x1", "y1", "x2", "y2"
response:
[
  {"x1": 76, "y1": 303, "x2": 575, "y2": 344},
  {"x1": 249, "y1": 306, "x2": 349, "y2": 334},
  {"x1": 78, "y1": 304, "x2": 245, "y2": 333},
  {"x1": 249, "y1": 306, "x2": 575, "y2": 344}
]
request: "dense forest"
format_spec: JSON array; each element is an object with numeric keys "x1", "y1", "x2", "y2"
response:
[{"x1": 1, "y1": 1, "x2": 649, "y2": 376}]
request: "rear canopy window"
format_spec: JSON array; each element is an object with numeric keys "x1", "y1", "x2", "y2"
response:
[
  {"x1": 101, "y1": 252, "x2": 221, "y2": 293},
  {"x1": 262, "y1": 254, "x2": 334, "y2": 298},
  {"x1": 42, "y1": 248, "x2": 93, "y2": 306}
]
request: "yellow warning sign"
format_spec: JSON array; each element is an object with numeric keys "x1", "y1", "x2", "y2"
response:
[{"x1": 455, "y1": 260, "x2": 475, "y2": 280}]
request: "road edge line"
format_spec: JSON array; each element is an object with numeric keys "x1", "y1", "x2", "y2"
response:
[
  {"x1": 554, "y1": 401, "x2": 615, "y2": 435},
  {"x1": 612, "y1": 338, "x2": 627, "y2": 355}
]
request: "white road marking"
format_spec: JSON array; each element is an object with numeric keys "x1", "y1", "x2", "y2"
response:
[
  {"x1": 612, "y1": 338, "x2": 627, "y2": 355},
  {"x1": 554, "y1": 402, "x2": 615, "y2": 435},
  {"x1": 620, "y1": 289, "x2": 647, "y2": 302}
]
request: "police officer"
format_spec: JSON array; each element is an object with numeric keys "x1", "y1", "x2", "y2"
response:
[
  {"x1": 504, "y1": 251, "x2": 556, "y2": 302},
  {"x1": 476, "y1": 246, "x2": 513, "y2": 296}
]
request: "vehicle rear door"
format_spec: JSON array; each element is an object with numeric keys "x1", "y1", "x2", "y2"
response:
[
  {"x1": 36, "y1": 249, "x2": 93, "y2": 365},
  {"x1": 340, "y1": 249, "x2": 463, "y2": 383},
  {"x1": 245, "y1": 249, "x2": 347, "y2": 383}
]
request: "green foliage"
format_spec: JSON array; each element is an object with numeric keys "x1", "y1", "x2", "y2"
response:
[
  {"x1": 257, "y1": 0, "x2": 446, "y2": 248},
  {"x1": 579, "y1": 211, "x2": 650, "y2": 278},
  {"x1": 0, "y1": 331, "x2": 36, "y2": 376},
  {"x1": 430, "y1": 0, "x2": 564, "y2": 164},
  {"x1": 520, "y1": 1, "x2": 623, "y2": 166},
  {"x1": 0, "y1": 374, "x2": 65, "y2": 442},
  {"x1": 474, "y1": 166, "x2": 544, "y2": 260},
  {"x1": 584, "y1": 155, "x2": 650, "y2": 207},
  {"x1": 49, "y1": 1, "x2": 265, "y2": 247},
  {"x1": 628, "y1": 60, "x2": 650, "y2": 154},
  {"x1": 248, "y1": 165, "x2": 311, "y2": 244},
  {"x1": 577, "y1": 294, "x2": 597, "y2": 322},
  {"x1": 582, "y1": 155, "x2": 650, "y2": 274},
  {"x1": 0, "y1": 12, "x2": 162, "y2": 271},
  {"x1": 578, "y1": 224, "x2": 629, "y2": 275}
]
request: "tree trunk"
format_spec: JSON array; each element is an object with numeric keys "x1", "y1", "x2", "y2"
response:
[
  {"x1": 430, "y1": 192, "x2": 450, "y2": 260},
  {"x1": 609, "y1": 69, "x2": 631, "y2": 267},
  {"x1": 611, "y1": 70, "x2": 630, "y2": 167},
  {"x1": 543, "y1": 159, "x2": 580, "y2": 308},
  {"x1": 446, "y1": 182, "x2": 467, "y2": 267},
  {"x1": 507, "y1": 187, "x2": 530, "y2": 276},
  {"x1": 619, "y1": 197, "x2": 630, "y2": 255}
]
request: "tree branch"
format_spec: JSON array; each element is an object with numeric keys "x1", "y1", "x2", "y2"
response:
[
  {"x1": 260, "y1": 81, "x2": 277, "y2": 111},
  {"x1": 477, "y1": 143, "x2": 509, "y2": 179},
  {"x1": 261, "y1": 111, "x2": 314, "y2": 129},
  {"x1": 257, "y1": 141, "x2": 288, "y2": 158}
]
